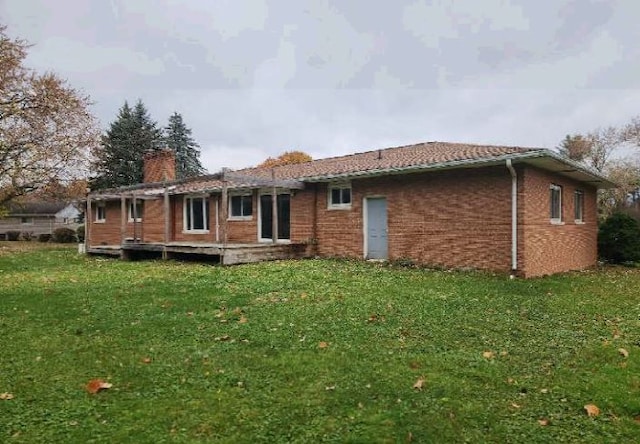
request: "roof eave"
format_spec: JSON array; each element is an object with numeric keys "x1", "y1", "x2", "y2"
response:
[{"x1": 299, "y1": 150, "x2": 616, "y2": 189}]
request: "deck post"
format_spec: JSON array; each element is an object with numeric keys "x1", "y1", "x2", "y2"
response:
[
  {"x1": 132, "y1": 195, "x2": 138, "y2": 242},
  {"x1": 221, "y1": 176, "x2": 228, "y2": 246},
  {"x1": 120, "y1": 195, "x2": 127, "y2": 245},
  {"x1": 163, "y1": 187, "x2": 170, "y2": 260},
  {"x1": 271, "y1": 169, "x2": 278, "y2": 244},
  {"x1": 86, "y1": 195, "x2": 92, "y2": 250}
]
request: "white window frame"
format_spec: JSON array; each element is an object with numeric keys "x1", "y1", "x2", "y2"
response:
[
  {"x1": 183, "y1": 195, "x2": 210, "y2": 233},
  {"x1": 574, "y1": 190, "x2": 584, "y2": 223},
  {"x1": 95, "y1": 203, "x2": 106, "y2": 223},
  {"x1": 328, "y1": 182, "x2": 352, "y2": 210},
  {"x1": 128, "y1": 200, "x2": 143, "y2": 222},
  {"x1": 228, "y1": 193, "x2": 253, "y2": 220},
  {"x1": 550, "y1": 184, "x2": 563, "y2": 224}
]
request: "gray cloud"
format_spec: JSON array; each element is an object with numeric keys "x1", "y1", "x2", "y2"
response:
[{"x1": 2, "y1": 0, "x2": 639, "y2": 172}]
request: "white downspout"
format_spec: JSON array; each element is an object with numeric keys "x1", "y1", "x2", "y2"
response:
[{"x1": 506, "y1": 159, "x2": 517, "y2": 275}]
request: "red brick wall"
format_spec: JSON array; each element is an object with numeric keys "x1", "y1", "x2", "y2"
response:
[
  {"x1": 88, "y1": 200, "x2": 121, "y2": 245},
  {"x1": 172, "y1": 195, "x2": 219, "y2": 243},
  {"x1": 309, "y1": 168, "x2": 513, "y2": 271},
  {"x1": 87, "y1": 165, "x2": 599, "y2": 277},
  {"x1": 519, "y1": 166, "x2": 597, "y2": 277}
]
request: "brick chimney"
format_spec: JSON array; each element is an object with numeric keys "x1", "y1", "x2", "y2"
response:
[{"x1": 143, "y1": 149, "x2": 176, "y2": 183}]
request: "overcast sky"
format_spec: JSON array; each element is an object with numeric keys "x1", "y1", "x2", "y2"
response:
[{"x1": 2, "y1": 0, "x2": 639, "y2": 172}]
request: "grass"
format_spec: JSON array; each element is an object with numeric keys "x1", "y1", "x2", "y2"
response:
[{"x1": 1, "y1": 241, "x2": 639, "y2": 443}]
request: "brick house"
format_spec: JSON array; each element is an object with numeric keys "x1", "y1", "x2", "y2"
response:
[{"x1": 86, "y1": 142, "x2": 614, "y2": 277}]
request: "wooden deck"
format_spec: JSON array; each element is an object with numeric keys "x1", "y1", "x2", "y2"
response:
[{"x1": 87, "y1": 241, "x2": 310, "y2": 265}]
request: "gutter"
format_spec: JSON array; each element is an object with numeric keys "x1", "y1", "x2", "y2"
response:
[
  {"x1": 506, "y1": 159, "x2": 517, "y2": 274},
  {"x1": 298, "y1": 149, "x2": 615, "y2": 188}
]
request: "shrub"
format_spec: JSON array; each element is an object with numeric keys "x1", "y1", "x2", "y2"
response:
[
  {"x1": 76, "y1": 225, "x2": 85, "y2": 243},
  {"x1": 51, "y1": 227, "x2": 77, "y2": 243},
  {"x1": 598, "y1": 212, "x2": 640, "y2": 264},
  {"x1": 38, "y1": 233, "x2": 52, "y2": 243},
  {"x1": 21, "y1": 231, "x2": 34, "y2": 241},
  {"x1": 6, "y1": 230, "x2": 20, "y2": 241}
]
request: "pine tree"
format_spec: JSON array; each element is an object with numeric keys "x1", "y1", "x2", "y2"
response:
[
  {"x1": 92, "y1": 100, "x2": 163, "y2": 189},
  {"x1": 164, "y1": 112, "x2": 205, "y2": 179}
]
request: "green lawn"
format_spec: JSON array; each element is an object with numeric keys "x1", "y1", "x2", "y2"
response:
[{"x1": 1, "y1": 242, "x2": 639, "y2": 443}]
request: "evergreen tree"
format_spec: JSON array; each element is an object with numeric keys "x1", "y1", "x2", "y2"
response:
[
  {"x1": 164, "y1": 112, "x2": 205, "y2": 179},
  {"x1": 92, "y1": 100, "x2": 162, "y2": 189}
]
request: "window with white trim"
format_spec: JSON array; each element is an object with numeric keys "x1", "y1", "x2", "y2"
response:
[
  {"x1": 128, "y1": 200, "x2": 143, "y2": 222},
  {"x1": 95, "y1": 203, "x2": 106, "y2": 222},
  {"x1": 574, "y1": 190, "x2": 584, "y2": 223},
  {"x1": 328, "y1": 183, "x2": 352, "y2": 209},
  {"x1": 550, "y1": 184, "x2": 562, "y2": 223},
  {"x1": 20, "y1": 217, "x2": 33, "y2": 225},
  {"x1": 184, "y1": 196, "x2": 210, "y2": 232},
  {"x1": 229, "y1": 194, "x2": 253, "y2": 219}
]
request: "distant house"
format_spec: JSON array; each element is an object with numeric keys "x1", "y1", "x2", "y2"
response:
[
  {"x1": 85, "y1": 142, "x2": 615, "y2": 277},
  {"x1": 0, "y1": 201, "x2": 81, "y2": 238}
]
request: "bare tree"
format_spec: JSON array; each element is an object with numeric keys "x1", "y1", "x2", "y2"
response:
[
  {"x1": 557, "y1": 134, "x2": 592, "y2": 162},
  {"x1": 586, "y1": 126, "x2": 624, "y2": 173},
  {"x1": 0, "y1": 26, "x2": 99, "y2": 208}
]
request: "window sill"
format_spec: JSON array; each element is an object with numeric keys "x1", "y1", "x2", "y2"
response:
[
  {"x1": 259, "y1": 239, "x2": 291, "y2": 244},
  {"x1": 228, "y1": 216, "x2": 252, "y2": 221},
  {"x1": 327, "y1": 205, "x2": 352, "y2": 211},
  {"x1": 574, "y1": 220, "x2": 586, "y2": 225},
  {"x1": 128, "y1": 219, "x2": 143, "y2": 223},
  {"x1": 550, "y1": 220, "x2": 565, "y2": 225},
  {"x1": 182, "y1": 230, "x2": 210, "y2": 234},
  {"x1": 94, "y1": 220, "x2": 106, "y2": 224}
]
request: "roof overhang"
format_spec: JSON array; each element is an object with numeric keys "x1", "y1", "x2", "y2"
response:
[{"x1": 299, "y1": 150, "x2": 616, "y2": 189}]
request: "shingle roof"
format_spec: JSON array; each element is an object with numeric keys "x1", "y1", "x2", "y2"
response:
[
  {"x1": 7, "y1": 201, "x2": 69, "y2": 215},
  {"x1": 237, "y1": 141, "x2": 540, "y2": 181},
  {"x1": 89, "y1": 141, "x2": 614, "y2": 198}
]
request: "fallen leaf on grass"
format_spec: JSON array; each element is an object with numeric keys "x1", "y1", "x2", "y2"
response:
[
  {"x1": 141, "y1": 357, "x2": 152, "y2": 364},
  {"x1": 318, "y1": 341, "x2": 329, "y2": 349},
  {"x1": 613, "y1": 328, "x2": 621, "y2": 339},
  {"x1": 510, "y1": 403, "x2": 520, "y2": 409},
  {"x1": 482, "y1": 351, "x2": 495, "y2": 359},
  {"x1": 0, "y1": 392, "x2": 14, "y2": 400},
  {"x1": 584, "y1": 404, "x2": 600, "y2": 417},
  {"x1": 215, "y1": 335, "x2": 231, "y2": 342},
  {"x1": 538, "y1": 418, "x2": 549, "y2": 426},
  {"x1": 86, "y1": 379, "x2": 112, "y2": 394},
  {"x1": 634, "y1": 415, "x2": 640, "y2": 424},
  {"x1": 406, "y1": 431, "x2": 413, "y2": 442},
  {"x1": 325, "y1": 385, "x2": 335, "y2": 391},
  {"x1": 412, "y1": 377, "x2": 425, "y2": 390},
  {"x1": 618, "y1": 348, "x2": 629, "y2": 358},
  {"x1": 238, "y1": 315, "x2": 248, "y2": 324}
]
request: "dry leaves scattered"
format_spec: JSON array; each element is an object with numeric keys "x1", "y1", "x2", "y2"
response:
[
  {"x1": 86, "y1": 379, "x2": 112, "y2": 394},
  {"x1": 618, "y1": 348, "x2": 629, "y2": 358},
  {"x1": 0, "y1": 392, "x2": 14, "y2": 400},
  {"x1": 482, "y1": 351, "x2": 495, "y2": 359},
  {"x1": 318, "y1": 341, "x2": 329, "y2": 349},
  {"x1": 412, "y1": 377, "x2": 425, "y2": 390},
  {"x1": 584, "y1": 404, "x2": 600, "y2": 417},
  {"x1": 538, "y1": 418, "x2": 549, "y2": 426}
]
